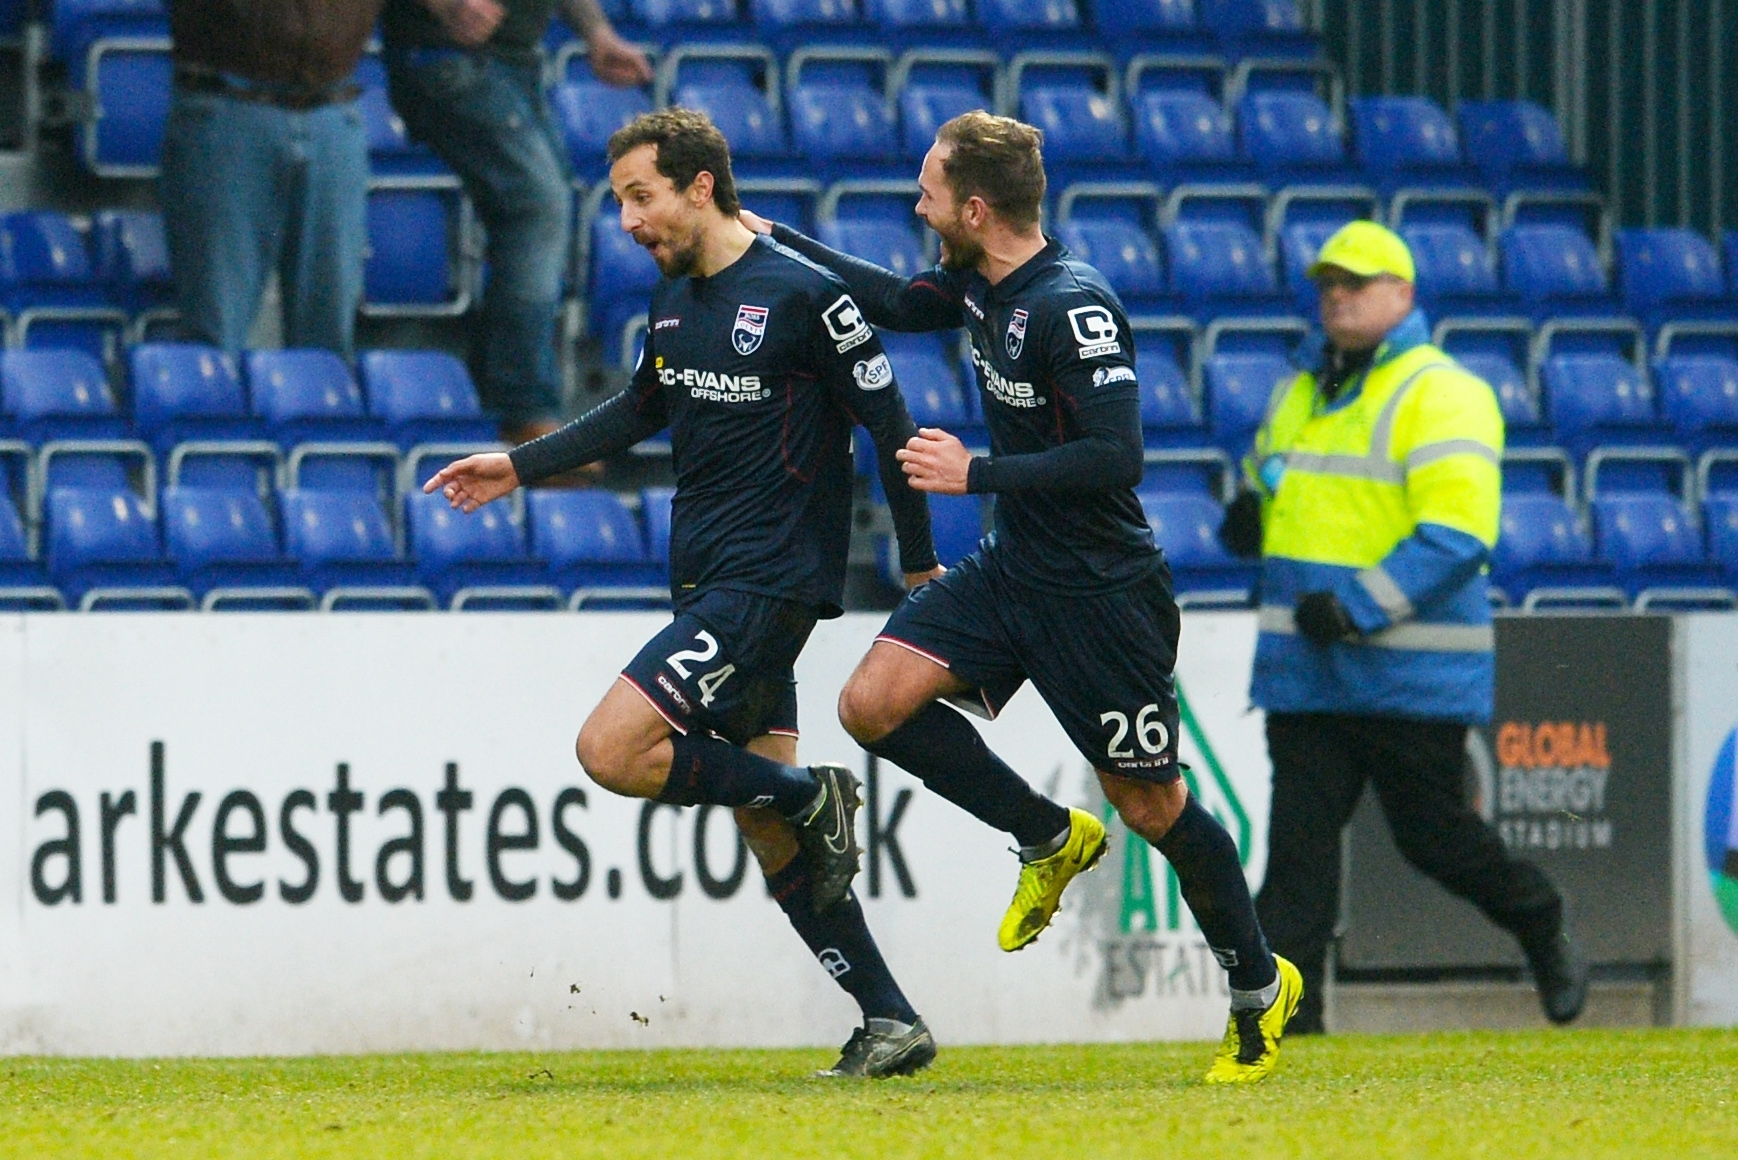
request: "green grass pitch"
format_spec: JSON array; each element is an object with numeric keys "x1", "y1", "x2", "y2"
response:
[{"x1": 4, "y1": 1029, "x2": 1736, "y2": 1159}]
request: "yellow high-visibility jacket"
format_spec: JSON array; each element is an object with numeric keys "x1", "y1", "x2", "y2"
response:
[{"x1": 1246, "y1": 310, "x2": 1504, "y2": 723}]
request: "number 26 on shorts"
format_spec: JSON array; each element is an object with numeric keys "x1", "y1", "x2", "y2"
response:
[{"x1": 1100, "y1": 703, "x2": 1169, "y2": 759}]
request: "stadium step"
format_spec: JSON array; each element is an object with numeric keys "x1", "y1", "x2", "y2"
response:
[{"x1": 1328, "y1": 979, "x2": 1664, "y2": 1034}]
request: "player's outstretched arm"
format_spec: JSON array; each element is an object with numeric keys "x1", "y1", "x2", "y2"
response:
[
  {"x1": 741, "y1": 211, "x2": 963, "y2": 334},
  {"x1": 424, "y1": 452, "x2": 519, "y2": 512},
  {"x1": 504, "y1": 390, "x2": 667, "y2": 491}
]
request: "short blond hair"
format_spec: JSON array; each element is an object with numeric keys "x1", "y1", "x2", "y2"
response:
[{"x1": 935, "y1": 111, "x2": 1047, "y2": 230}]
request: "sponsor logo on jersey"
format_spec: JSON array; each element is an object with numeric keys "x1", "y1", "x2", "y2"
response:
[
  {"x1": 1067, "y1": 304, "x2": 1122, "y2": 359},
  {"x1": 731, "y1": 304, "x2": 768, "y2": 355},
  {"x1": 658, "y1": 365, "x2": 771, "y2": 404},
  {"x1": 963, "y1": 295, "x2": 986, "y2": 321},
  {"x1": 1005, "y1": 307, "x2": 1029, "y2": 359},
  {"x1": 970, "y1": 344, "x2": 1043, "y2": 408},
  {"x1": 1092, "y1": 365, "x2": 1138, "y2": 387},
  {"x1": 822, "y1": 294, "x2": 872, "y2": 353},
  {"x1": 817, "y1": 947, "x2": 852, "y2": 978},
  {"x1": 853, "y1": 352, "x2": 893, "y2": 391},
  {"x1": 653, "y1": 317, "x2": 681, "y2": 330}
]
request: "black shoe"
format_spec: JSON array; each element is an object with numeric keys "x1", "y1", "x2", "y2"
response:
[
  {"x1": 1524, "y1": 929, "x2": 1589, "y2": 1025},
  {"x1": 817, "y1": 1017, "x2": 937, "y2": 1078},
  {"x1": 792, "y1": 764, "x2": 862, "y2": 912}
]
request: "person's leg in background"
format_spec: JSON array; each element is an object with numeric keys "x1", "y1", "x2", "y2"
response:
[
  {"x1": 159, "y1": 91, "x2": 287, "y2": 355},
  {"x1": 1254, "y1": 712, "x2": 1370, "y2": 1034},
  {"x1": 277, "y1": 99, "x2": 369, "y2": 360},
  {"x1": 1364, "y1": 716, "x2": 1586, "y2": 1023},
  {"x1": 384, "y1": 50, "x2": 568, "y2": 442}
]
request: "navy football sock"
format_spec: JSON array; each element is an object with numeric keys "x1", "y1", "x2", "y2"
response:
[
  {"x1": 1155, "y1": 795, "x2": 1278, "y2": 997},
  {"x1": 866, "y1": 701, "x2": 1070, "y2": 848},
  {"x1": 658, "y1": 732, "x2": 818, "y2": 816},
  {"x1": 767, "y1": 857, "x2": 918, "y2": 1024}
]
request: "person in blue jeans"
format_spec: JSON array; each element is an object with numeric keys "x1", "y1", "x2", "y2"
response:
[
  {"x1": 160, "y1": 0, "x2": 381, "y2": 361},
  {"x1": 383, "y1": 0, "x2": 651, "y2": 443}
]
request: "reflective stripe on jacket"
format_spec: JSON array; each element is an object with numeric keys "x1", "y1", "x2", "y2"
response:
[{"x1": 1246, "y1": 311, "x2": 1504, "y2": 723}]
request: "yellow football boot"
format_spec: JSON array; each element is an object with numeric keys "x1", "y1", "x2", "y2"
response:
[
  {"x1": 1204, "y1": 954, "x2": 1303, "y2": 1084},
  {"x1": 997, "y1": 807, "x2": 1109, "y2": 951}
]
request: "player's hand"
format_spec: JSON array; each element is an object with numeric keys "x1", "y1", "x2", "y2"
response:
[
  {"x1": 423, "y1": 452, "x2": 520, "y2": 513},
  {"x1": 588, "y1": 28, "x2": 652, "y2": 86},
  {"x1": 904, "y1": 566, "x2": 945, "y2": 590},
  {"x1": 738, "y1": 209, "x2": 775, "y2": 235},
  {"x1": 897, "y1": 428, "x2": 972, "y2": 495},
  {"x1": 431, "y1": 0, "x2": 504, "y2": 46}
]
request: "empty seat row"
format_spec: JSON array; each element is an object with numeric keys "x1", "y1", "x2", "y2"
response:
[{"x1": 0, "y1": 345, "x2": 495, "y2": 451}]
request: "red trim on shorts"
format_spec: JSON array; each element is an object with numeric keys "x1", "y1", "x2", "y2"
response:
[
  {"x1": 874, "y1": 633, "x2": 952, "y2": 669},
  {"x1": 618, "y1": 673, "x2": 689, "y2": 735}
]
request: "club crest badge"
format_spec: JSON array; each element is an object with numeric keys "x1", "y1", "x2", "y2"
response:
[
  {"x1": 732, "y1": 305, "x2": 769, "y2": 356},
  {"x1": 1005, "y1": 308, "x2": 1029, "y2": 359}
]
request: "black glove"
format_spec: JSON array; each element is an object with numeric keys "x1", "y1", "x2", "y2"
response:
[
  {"x1": 1295, "y1": 591, "x2": 1358, "y2": 645},
  {"x1": 1218, "y1": 490, "x2": 1263, "y2": 559}
]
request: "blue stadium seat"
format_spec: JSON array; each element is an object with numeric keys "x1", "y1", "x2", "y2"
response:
[
  {"x1": 552, "y1": 75, "x2": 654, "y2": 181},
  {"x1": 1490, "y1": 493, "x2": 1618, "y2": 609},
  {"x1": 788, "y1": 51, "x2": 898, "y2": 168},
  {"x1": 165, "y1": 440, "x2": 281, "y2": 495},
  {"x1": 663, "y1": 50, "x2": 787, "y2": 160},
  {"x1": 1201, "y1": 316, "x2": 1303, "y2": 455},
  {"x1": 1132, "y1": 89, "x2": 1239, "y2": 181},
  {"x1": 865, "y1": 0, "x2": 971, "y2": 35},
  {"x1": 528, "y1": 488, "x2": 665, "y2": 597},
  {"x1": 1456, "y1": 99, "x2": 1585, "y2": 192},
  {"x1": 1590, "y1": 479, "x2": 1729, "y2": 608},
  {"x1": 640, "y1": 485, "x2": 676, "y2": 566},
  {"x1": 1199, "y1": 0, "x2": 1312, "y2": 56},
  {"x1": 1163, "y1": 221, "x2": 1278, "y2": 314},
  {"x1": 77, "y1": 37, "x2": 172, "y2": 178},
  {"x1": 1656, "y1": 354, "x2": 1738, "y2": 449},
  {"x1": 1705, "y1": 493, "x2": 1738, "y2": 586},
  {"x1": 247, "y1": 349, "x2": 382, "y2": 445},
  {"x1": 1535, "y1": 320, "x2": 1656, "y2": 454},
  {"x1": 1237, "y1": 91, "x2": 1345, "y2": 181},
  {"x1": 0, "y1": 211, "x2": 101, "y2": 311},
  {"x1": 1132, "y1": 319, "x2": 1201, "y2": 446},
  {"x1": 45, "y1": 485, "x2": 188, "y2": 608},
  {"x1": 364, "y1": 179, "x2": 471, "y2": 316},
  {"x1": 406, "y1": 489, "x2": 554, "y2": 608},
  {"x1": 816, "y1": 216, "x2": 927, "y2": 277},
  {"x1": 629, "y1": 0, "x2": 741, "y2": 32},
  {"x1": 980, "y1": 0, "x2": 1080, "y2": 44},
  {"x1": 50, "y1": 0, "x2": 165, "y2": 59},
  {"x1": 92, "y1": 209, "x2": 171, "y2": 313},
  {"x1": 1139, "y1": 490, "x2": 1253, "y2": 604},
  {"x1": 1402, "y1": 224, "x2": 1504, "y2": 315},
  {"x1": 1275, "y1": 221, "x2": 1338, "y2": 311},
  {"x1": 1460, "y1": 350, "x2": 1539, "y2": 433},
  {"x1": 359, "y1": 350, "x2": 496, "y2": 448},
  {"x1": 1017, "y1": 69, "x2": 1127, "y2": 167},
  {"x1": 1725, "y1": 231, "x2": 1738, "y2": 299},
  {"x1": 898, "y1": 63, "x2": 994, "y2": 158},
  {"x1": 1615, "y1": 228, "x2": 1725, "y2": 324},
  {"x1": 735, "y1": 178, "x2": 823, "y2": 235},
  {"x1": 1055, "y1": 185, "x2": 1166, "y2": 309},
  {"x1": 0, "y1": 349, "x2": 125, "y2": 443},
  {"x1": 1350, "y1": 96, "x2": 1467, "y2": 191},
  {"x1": 358, "y1": 86, "x2": 442, "y2": 177},
  {"x1": 885, "y1": 334, "x2": 970, "y2": 427},
  {"x1": 751, "y1": 0, "x2": 859, "y2": 37},
  {"x1": 1500, "y1": 224, "x2": 1610, "y2": 314},
  {"x1": 280, "y1": 487, "x2": 423, "y2": 605},
  {"x1": 1085, "y1": 0, "x2": 1207, "y2": 55},
  {"x1": 130, "y1": 343, "x2": 259, "y2": 451},
  {"x1": 161, "y1": 485, "x2": 310, "y2": 607}
]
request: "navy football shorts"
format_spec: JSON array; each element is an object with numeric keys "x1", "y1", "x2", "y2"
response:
[
  {"x1": 877, "y1": 545, "x2": 1185, "y2": 782},
  {"x1": 621, "y1": 588, "x2": 819, "y2": 747}
]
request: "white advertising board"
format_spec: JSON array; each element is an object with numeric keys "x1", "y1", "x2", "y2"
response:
[
  {"x1": 1675, "y1": 614, "x2": 1738, "y2": 1026},
  {"x1": 0, "y1": 611, "x2": 1270, "y2": 1056}
]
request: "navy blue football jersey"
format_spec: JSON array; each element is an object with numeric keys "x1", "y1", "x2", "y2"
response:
[
  {"x1": 511, "y1": 233, "x2": 934, "y2": 615},
  {"x1": 772, "y1": 228, "x2": 1159, "y2": 594}
]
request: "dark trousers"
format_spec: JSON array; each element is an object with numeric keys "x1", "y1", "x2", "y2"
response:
[{"x1": 1254, "y1": 712, "x2": 1563, "y2": 1033}]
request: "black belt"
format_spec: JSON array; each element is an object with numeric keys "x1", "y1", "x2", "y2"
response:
[{"x1": 174, "y1": 67, "x2": 361, "y2": 111}]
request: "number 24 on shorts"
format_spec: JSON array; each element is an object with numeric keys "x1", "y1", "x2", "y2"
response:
[
  {"x1": 1101, "y1": 703, "x2": 1169, "y2": 759},
  {"x1": 667, "y1": 630, "x2": 736, "y2": 707}
]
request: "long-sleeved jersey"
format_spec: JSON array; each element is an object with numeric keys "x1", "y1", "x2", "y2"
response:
[
  {"x1": 510, "y1": 233, "x2": 936, "y2": 616},
  {"x1": 771, "y1": 225, "x2": 1159, "y2": 595}
]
